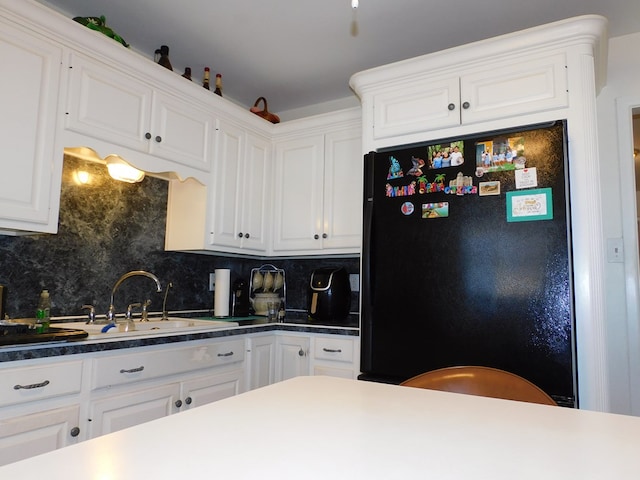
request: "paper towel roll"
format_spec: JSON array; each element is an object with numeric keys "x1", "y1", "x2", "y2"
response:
[{"x1": 214, "y1": 269, "x2": 231, "y2": 317}]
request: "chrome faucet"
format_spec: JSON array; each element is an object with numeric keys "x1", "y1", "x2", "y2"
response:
[
  {"x1": 106, "y1": 270, "x2": 162, "y2": 323},
  {"x1": 161, "y1": 282, "x2": 173, "y2": 321}
]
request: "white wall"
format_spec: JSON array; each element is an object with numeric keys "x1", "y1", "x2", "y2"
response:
[{"x1": 596, "y1": 31, "x2": 640, "y2": 415}]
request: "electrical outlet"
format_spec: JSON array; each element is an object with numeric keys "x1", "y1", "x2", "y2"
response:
[
  {"x1": 209, "y1": 272, "x2": 216, "y2": 291},
  {"x1": 349, "y1": 274, "x2": 360, "y2": 292}
]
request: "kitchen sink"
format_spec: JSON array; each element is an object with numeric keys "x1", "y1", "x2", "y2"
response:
[{"x1": 53, "y1": 317, "x2": 238, "y2": 339}]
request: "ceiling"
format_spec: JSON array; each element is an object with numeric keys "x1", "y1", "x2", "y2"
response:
[{"x1": 37, "y1": 0, "x2": 639, "y2": 118}]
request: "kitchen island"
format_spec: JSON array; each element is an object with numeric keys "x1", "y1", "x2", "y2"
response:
[{"x1": 1, "y1": 376, "x2": 638, "y2": 479}]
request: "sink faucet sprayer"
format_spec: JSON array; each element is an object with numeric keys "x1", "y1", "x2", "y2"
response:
[{"x1": 106, "y1": 270, "x2": 162, "y2": 323}]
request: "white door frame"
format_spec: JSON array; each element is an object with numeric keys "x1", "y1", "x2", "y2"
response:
[{"x1": 616, "y1": 95, "x2": 640, "y2": 416}]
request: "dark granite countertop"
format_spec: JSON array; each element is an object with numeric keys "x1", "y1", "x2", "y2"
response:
[{"x1": 0, "y1": 316, "x2": 359, "y2": 362}]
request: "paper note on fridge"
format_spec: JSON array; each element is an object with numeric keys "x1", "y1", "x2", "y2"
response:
[{"x1": 515, "y1": 167, "x2": 538, "y2": 189}]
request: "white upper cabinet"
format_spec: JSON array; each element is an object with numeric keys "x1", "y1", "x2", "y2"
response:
[
  {"x1": 459, "y1": 53, "x2": 568, "y2": 124},
  {"x1": 272, "y1": 134, "x2": 325, "y2": 252},
  {"x1": 272, "y1": 111, "x2": 362, "y2": 256},
  {"x1": 0, "y1": 15, "x2": 63, "y2": 234},
  {"x1": 368, "y1": 52, "x2": 568, "y2": 143},
  {"x1": 64, "y1": 53, "x2": 213, "y2": 173},
  {"x1": 209, "y1": 120, "x2": 271, "y2": 253},
  {"x1": 321, "y1": 128, "x2": 363, "y2": 251}
]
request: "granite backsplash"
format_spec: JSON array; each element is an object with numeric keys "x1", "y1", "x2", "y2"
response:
[{"x1": 0, "y1": 156, "x2": 359, "y2": 319}]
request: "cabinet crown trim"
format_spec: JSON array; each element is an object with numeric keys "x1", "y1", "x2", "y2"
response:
[{"x1": 350, "y1": 15, "x2": 608, "y2": 97}]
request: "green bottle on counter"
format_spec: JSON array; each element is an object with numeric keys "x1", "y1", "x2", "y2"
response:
[{"x1": 36, "y1": 289, "x2": 50, "y2": 333}]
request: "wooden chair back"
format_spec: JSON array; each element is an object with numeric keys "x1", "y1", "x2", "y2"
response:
[{"x1": 400, "y1": 366, "x2": 557, "y2": 406}]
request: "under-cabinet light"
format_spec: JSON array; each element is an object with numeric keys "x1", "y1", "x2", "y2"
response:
[{"x1": 105, "y1": 155, "x2": 145, "y2": 183}]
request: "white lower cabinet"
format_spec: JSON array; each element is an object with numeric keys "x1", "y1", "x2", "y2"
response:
[
  {"x1": 249, "y1": 332, "x2": 360, "y2": 387},
  {"x1": 0, "y1": 359, "x2": 84, "y2": 466},
  {"x1": 88, "y1": 383, "x2": 179, "y2": 437},
  {"x1": 276, "y1": 334, "x2": 311, "y2": 382},
  {"x1": 88, "y1": 338, "x2": 245, "y2": 438},
  {"x1": 0, "y1": 405, "x2": 81, "y2": 466},
  {"x1": 0, "y1": 331, "x2": 357, "y2": 465},
  {"x1": 311, "y1": 335, "x2": 360, "y2": 379},
  {"x1": 180, "y1": 369, "x2": 244, "y2": 410},
  {"x1": 88, "y1": 367, "x2": 244, "y2": 437},
  {"x1": 246, "y1": 334, "x2": 277, "y2": 390}
]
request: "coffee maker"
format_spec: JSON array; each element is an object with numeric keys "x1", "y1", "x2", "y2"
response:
[{"x1": 308, "y1": 267, "x2": 351, "y2": 324}]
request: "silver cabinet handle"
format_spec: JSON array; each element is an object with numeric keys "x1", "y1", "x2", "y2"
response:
[
  {"x1": 322, "y1": 233, "x2": 328, "y2": 239},
  {"x1": 462, "y1": 101, "x2": 470, "y2": 109},
  {"x1": 314, "y1": 234, "x2": 320, "y2": 240},
  {"x1": 322, "y1": 348, "x2": 342, "y2": 353},
  {"x1": 448, "y1": 103, "x2": 456, "y2": 111},
  {"x1": 120, "y1": 366, "x2": 144, "y2": 374},
  {"x1": 185, "y1": 397, "x2": 192, "y2": 405},
  {"x1": 145, "y1": 132, "x2": 152, "y2": 139},
  {"x1": 14, "y1": 380, "x2": 50, "y2": 390},
  {"x1": 298, "y1": 348, "x2": 305, "y2": 357},
  {"x1": 155, "y1": 135, "x2": 162, "y2": 143},
  {"x1": 70, "y1": 427, "x2": 80, "y2": 437},
  {"x1": 217, "y1": 351, "x2": 234, "y2": 357},
  {"x1": 175, "y1": 399, "x2": 183, "y2": 408}
]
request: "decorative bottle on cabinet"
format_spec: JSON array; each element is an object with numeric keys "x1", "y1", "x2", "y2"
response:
[
  {"x1": 203, "y1": 67, "x2": 211, "y2": 90},
  {"x1": 214, "y1": 73, "x2": 223, "y2": 96},
  {"x1": 155, "y1": 45, "x2": 173, "y2": 71}
]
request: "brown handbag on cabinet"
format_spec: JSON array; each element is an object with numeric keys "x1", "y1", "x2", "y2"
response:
[{"x1": 250, "y1": 97, "x2": 280, "y2": 124}]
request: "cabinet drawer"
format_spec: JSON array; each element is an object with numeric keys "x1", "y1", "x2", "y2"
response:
[
  {"x1": 92, "y1": 339, "x2": 245, "y2": 390},
  {"x1": 313, "y1": 337, "x2": 354, "y2": 363},
  {"x1": 0, "y1": 361, "x2": 83, "y2": 408}
]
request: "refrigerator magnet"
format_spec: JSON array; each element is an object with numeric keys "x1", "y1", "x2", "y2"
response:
[
  {"x1": 401, "y1": 202, "x2": 415, "y2": 215},
  {"x1": 386, "y1": 156, "x2": 404, "y2": 179},
  {"x1": 479, "y1": 181, "x2": 501, "y2": 196},
  {"x1": 515, "y1": 167, "x2": 538, "y2": 189},
  {"x1": 506, "y1": 188, "x2": 553, "y2": 222},
  {"x1": 422, "y1": 202, "x2": 449, "y2": 219}
]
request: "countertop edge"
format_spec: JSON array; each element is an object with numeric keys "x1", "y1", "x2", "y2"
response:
[{"x1": 0, "y1": 322, "x2": 359, "y2": 362}]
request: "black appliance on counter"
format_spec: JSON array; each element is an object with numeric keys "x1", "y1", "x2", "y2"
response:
[
  {"x1": 360, "y1": 121, "x2": 577, "y2": 407},
  {"x1": 308, "y1": 267, "x2": 351, "y2": 324},
  {"x1": 231, "y1": 278, "x2": 250, "y2": 317}
]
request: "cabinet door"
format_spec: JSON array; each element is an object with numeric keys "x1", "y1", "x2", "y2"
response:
[
  {"x1": 181, "y1": 369, "x2": 244, "y2": 410},
  {"x1": 322, "y1": 128, "x2": 363, "y2": 251},
  {"x1": 460, "y1": 53, "x2": 568, "y2": 125},
  {"x1": 210, "y1": 120, "x2": 243, "y2": 249},
  {"x1": 372, "y1": 76, "x2": 460, "y2": 140},
  {"x1": 272, "y1": 135, "x2": 325, "y2": 252},
  {"x1": 0, "y1": 405, "x2": 81, "y2": 467},
  {"x1": 240, "y1": 132, "x2": 271, "y2": 252},
  {"x1": 88, "y1": 383, "x2": 180, "y2": 438},
  {"x1": 149, "y1": 91, "x2": 213, "y2": 172},
  {"x1": 65, "y1": 53, "x2": 152, "y2": 152},
  {"x1": 275, "y1": 335, "x2": 310, "y2": 382},
  {"x1": 0, "y1": 19, "x2": 62, "y2": 232},
  {"x1": 247, "y1": 335, "x2": 276, "y2": 390}
]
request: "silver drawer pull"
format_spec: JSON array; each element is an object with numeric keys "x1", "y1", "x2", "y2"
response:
[
  {"x1": 14, "y1": 380, "x2": 50, "y2": 390},
  {"x1": 120, "y1": 366, "x2": 144, "y2": 374},
  {"x1": 217, "y1": 351, "x2": 234, "y2": 357},
  {"x1": 323, "y1": 348, "x2": 342, "y2": 353}
]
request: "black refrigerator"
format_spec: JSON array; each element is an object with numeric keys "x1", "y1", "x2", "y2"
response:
[{"x1": 360, "y1": 120, "x2": 577, "y2": 407}]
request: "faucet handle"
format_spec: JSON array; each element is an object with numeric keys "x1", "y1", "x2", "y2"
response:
[
  {"x1": 126, "y1": 302, "x2": 142, "y2": 320},
  {"x1": 141, "y1": 299, "x2": 151, "y2": 322},
  {"x1": 81, "y1": 304, "x2": 96, "y2": 324}
]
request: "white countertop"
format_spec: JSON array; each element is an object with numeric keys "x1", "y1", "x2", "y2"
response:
[{"x1": 2, "y1": 376, "x2": 639, "y2": 479}]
